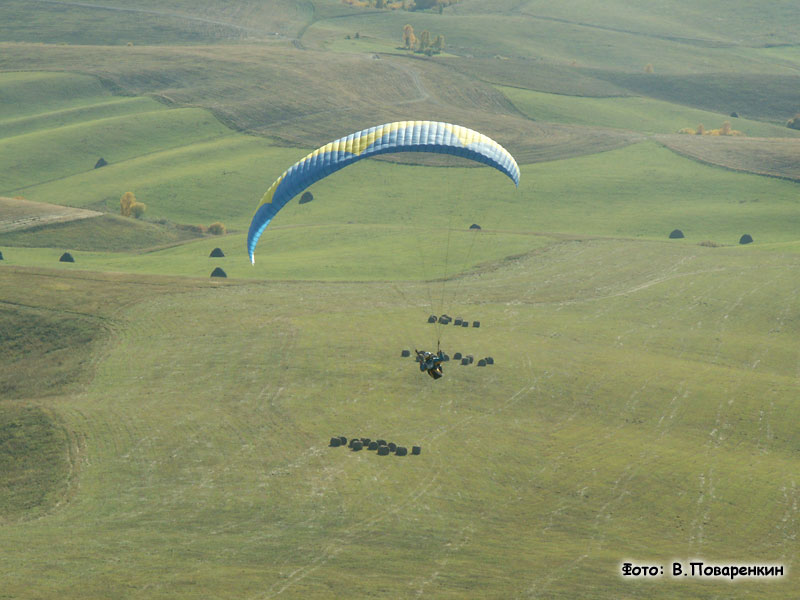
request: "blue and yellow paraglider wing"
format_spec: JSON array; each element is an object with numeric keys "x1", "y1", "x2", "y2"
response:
[{"x1": 247, "y1": 120, "x2": 520, "y2": 263}]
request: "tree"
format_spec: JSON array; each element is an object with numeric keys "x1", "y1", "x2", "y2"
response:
[
  {"x1": 120, "y1": 192, "x2": 136, "y2": 217},
  {"x1": 130, "y1": 202, "x2": 147, "y2": 219},
  {"x1": 432, "y1": 34, "x2": 445, "y2": 53},
  {"x1": 417, "y1": 29, "x2": 431, "y2": 53},
  {"x1": 402, "y1": 24, "x2": 416, "y2": 49},
  {"x1": 208, "y1": 222, "x2": 226, "y2": 235}
]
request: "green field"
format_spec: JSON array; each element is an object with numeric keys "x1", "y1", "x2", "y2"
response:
[{"x1": 1, "y1": 1, "x2": 799, "y2": 598}]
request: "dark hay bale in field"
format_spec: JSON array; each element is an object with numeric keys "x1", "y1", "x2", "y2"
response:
[
  {"x1": 461, "y1": 357, "x2": 470, "y2": 365},
  {"x1": 461, "y1": 321, "x2": 469, "y2": 327},
  {"x1": 485, "y1": 356, "x2": 494, "y2": 365},
  {"x1": 348, "y1": 438, "x2": 358, "y2": 448},
  {"x1": 453, "y1": 352, "x2": 462, "y2": 360},
  {"x1": 209, "y1": 247, "x2": 225, "y2": 257},
  {"x1": 669, "y1": 229, "x2": 684, "y2": 239},
  {"x1": 210, "y1": 267, "x2": 227, "y2": 278},
  {"x1": 411, "y1": 446, "x2": 421, "y2": 455},
  {"x1": 438, "y1": 314, "x2": 451, "y2": 324},
  {"x1": 477, "y1": 359, "x2": 486, "y2": 367},
  {"x1": 0, "y1": 250, "x2": 4, "y2": 260},
  {"x1": 377, "y1": 446, "x2": 390, "y2": 456},
  {"x1": 368, "y1": 441, "x2": 379, "y2": 450},
  {"x1": 442, "y1": 354, "x2": 450, "y2": 361},
  {"x1": 401, "y1": 349, "x2": 411, "y2": 357},
  {"x1": 361, "y1": 438, "x2": 371, "y2": 446},
  {"x1": 428, "y1": 314, "x2": 437, "y2": 323},
  {"x1": 454, "y1": 318, "x2": 462, "y2": 326},
  {"x1": 395, "y1": 446, "x2": 408, "y2": 456},
  {"x1": 739, "y1": 233, "x2": 753, "y2": 245},
  {"x1": 94, "y1": 157, "x2": 107, "y2": 169},
  {"x1": 472, "y1": 321, "x2": 480, "y2": 328},
  {"x1": 351, "y1": 440, "x2": 363, "y2": 451},
  {"x1": 59, "y1": 252, "x2": 75, "y2": 263},
  {"x1": 730, "y1": 112, "x2": 739, "y2": 118},
  {"x1": 339, "y1": 436, "x2": 347, "y2": 445},
  {"x1": 470, "y1": 224, "x2": 481, "y2": 230},
  {"x1": 299, "y1": 191, "x2": 314, "y2": 204},
  {"x1": 329, "y1": 437, "x2": 342, "y2": 447},
  {"x1": 388, "y1": 442, "x2": 397, "y2": 452},
  {"x1": 376, "y1": 439, "x2": 387, "y2": 446},
  {"x1": 466, "y1": 355, "x2": 474, "y2": 364}
]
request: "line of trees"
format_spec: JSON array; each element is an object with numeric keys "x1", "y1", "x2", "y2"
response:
[{"x1": 402, "y1": 24, "x2": 445, "y2": 55}]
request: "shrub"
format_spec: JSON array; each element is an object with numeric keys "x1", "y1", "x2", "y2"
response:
[
  {"x1": 130, "y1": 202, "x2": 147, "y2": 219},
  {"x1": 788, "y1": 114, "x2": 800, "y2": 130},
  {"x1": 208, "y1": 222, "x2": 226, "y2": 235}
]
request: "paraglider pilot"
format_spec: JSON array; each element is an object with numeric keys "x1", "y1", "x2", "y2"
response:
[{"x1": 416, "y1": 349, "x2": 445, "y2": 380}]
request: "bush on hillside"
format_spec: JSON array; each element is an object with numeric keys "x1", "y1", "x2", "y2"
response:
[
  {"x1": 788, "y1": 114, "x2": 800, "y2": 130},
  {"x1": 130, "y1": 202, "x2": 147, "y2": 219},
  {"x1": 208, "y1": 222, "x2": 226, "y2": 235}
]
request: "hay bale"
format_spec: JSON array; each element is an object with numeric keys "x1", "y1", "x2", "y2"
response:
[
  {"x1": 472, "y1": 321, "x2": 480, "y2": 328},
  {"x1": 739, "y1": 233, "x2": 753, "y2": 245},
  {"x1": 669, "y1": 229, "x2": 684, "y2": 239},
  {"x1": 401, "y1": 349, "x2": 412, "y2": 358},
  {"x1": 428, "y1": 314, "x2": 437, "y2": 323},
  {"x1": 411, "y1": 446, "x2": 421, "y2": 455},
  {"x1": 461, "y1": 321, "x2": 468, "y2": 327},
  {"x1": 469, "y1": 224, "x2": 481, "y2": 230},
  {"x1": 94, "y1": 157, "x2": 107, "y2": 169},
  {"x1": 454, "y1": 318, "x2": 462, "y2": 326},
  {"x1": 210, "y1": 267, "x2": 227, "y2": 278},
  {"x1": 395, "y1": 446, "x2": 408, "y2": 456},
  {"x1": 377, "y1": 446, "x2": 390, "y2": 456},
  {"x1": 361, "y1": 438, "x2": 371, "y2": 446},
  {"x1": 453, "y1": 352, "x2": 462, "y2": 360},
  {"x1": 461, "y1": 357, "x2": 470, "y2": 365},
  {"x1": 59, "y1": 252, "x2": 74, "y2": 263},
  {"x1": 329, "y1": 437, "x2": 341, "y2": 447},
  {"x1": 339, "y1": 436, "x2": 347, "y2": 445},
  {"x1": 351, "y1": 440, "x2": 363, "y2": 451},
  {"x1": 442, "y1": 354, "x2": 450, "y2": 362},
  {"x1": 485, "y1": 356, "x2": 494, "y2": 365},
  {"x1": 368, "y1": 441, "x2": 378, "y2": 450},
  {"x1": 298, "y1": 191, "x2": 314, "y2": 204},
  {"x1": 438, "y1": 314, "x2": 451, "y2": 324},
  {"x1": 466, "y1": 355, "x2": 474, "y2": 364},
  {"x1": 348, "y1": 438, "x2": 358, "y2": 448},
  {"x1": 388, "y1": 442, "x2": 397, "y2": 452},
  {"x1": 376, "y1": 439, "x2": 387, "y2": 446},
  {"x1": 209, "y1": 247, "x2": 225, "y2": 257},
  {"x1": 0, "y1": 250, "x2": 4, "y2": 260},
  {"x1": 477, "y1": 359, "x2": 486, "y2": 366},
  {"x1": 730, "y1": 111, "x2": 739, "y2": 118}
]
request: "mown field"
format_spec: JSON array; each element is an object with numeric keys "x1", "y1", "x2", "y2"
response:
[{"x1": 1, "y1": 1, "x2": 799, "y2": 598}]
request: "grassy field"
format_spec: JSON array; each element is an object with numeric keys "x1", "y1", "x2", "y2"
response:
[{"x1": 2, "y1": 1, "x2": 800, "y2": 598}]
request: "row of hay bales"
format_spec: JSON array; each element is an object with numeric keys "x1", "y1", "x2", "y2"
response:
[
  {"x1": 428, "y1": 314, "x2": 480, "y2": 328},
  {"x1": 670, "y1": 230, "x2": 754, "y2": 244},
  {"x1": 329, "y1": 436, "x2": 421, "y2": 456},
  {"x1": 401, "y1": 349, "x2": 494, "y2": 366}
]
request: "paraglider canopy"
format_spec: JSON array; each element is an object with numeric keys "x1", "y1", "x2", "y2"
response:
[{"x1": 247, "y1": 120, "x2": 520, "y2": 264}]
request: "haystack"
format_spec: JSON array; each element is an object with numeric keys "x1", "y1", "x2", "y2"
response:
[
  {"x1": 59, "y1": 252, "x2": 75, "y2": 263},
  {"x1": 210, "y1": 267, "x2": 227, "y2": 278},
  {"x1": 669, "y1": 229, "x2": 684, "y2": 239},
  {"x1": 209, "y1": 247, "x2": 225, "y2": 257},
  {"x1": 739, "y1": 234, "x2": 753, "y2": 245}
]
